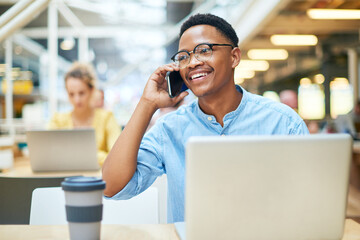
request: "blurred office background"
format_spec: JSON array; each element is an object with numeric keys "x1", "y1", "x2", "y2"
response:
[{"x1": 0, "y1": 0, "x2": 360, "y2": 137}]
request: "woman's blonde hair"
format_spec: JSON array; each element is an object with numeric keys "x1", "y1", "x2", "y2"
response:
[{"x1": 64, "y1": 62, "x2": 97, "y2": 89}]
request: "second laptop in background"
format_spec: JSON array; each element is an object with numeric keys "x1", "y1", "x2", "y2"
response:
[{"x1": 26, "y1": 129, "x2": 99, "y2": 172}]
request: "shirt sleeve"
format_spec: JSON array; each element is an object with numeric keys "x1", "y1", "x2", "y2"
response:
[
  {"x1": 108, "y1": 123, "x2": 165, "y2": 200},
  {"x1": 47, "y1": 113, "x2": 63, "y2": 129},
  {"x1": 291, "y1": 119, "x2": 310, "y2": 135}
]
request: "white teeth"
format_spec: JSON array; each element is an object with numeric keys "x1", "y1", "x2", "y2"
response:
[{"x1": 191, "y1": 72, "x2": 208, "y2": 80}]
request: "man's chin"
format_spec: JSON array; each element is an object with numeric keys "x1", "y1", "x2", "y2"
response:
[{"x1": 192, "y1": 88, "x2": 210, "y2": 98}]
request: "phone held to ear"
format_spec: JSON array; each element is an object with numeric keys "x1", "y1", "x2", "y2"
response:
[{"x1": 166, "y1": 71, "x2": 188, "y2": 98}]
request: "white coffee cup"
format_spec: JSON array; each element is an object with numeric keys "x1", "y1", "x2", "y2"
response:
[{"x1": 62, "y1": 176, "x2": 106, "y2": 240}]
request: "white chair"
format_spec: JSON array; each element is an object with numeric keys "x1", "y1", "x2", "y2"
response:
[
  {"x1": 30, "y1": 186, "x2": 159, "y2": 225},
  {"x1": 151, "y1": 175, "x2": 168, "y2": 223}
]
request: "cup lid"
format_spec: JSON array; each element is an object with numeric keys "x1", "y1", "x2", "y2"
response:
[{"x1": 61, "y1": 176, "x2": 106, "y2": 192}]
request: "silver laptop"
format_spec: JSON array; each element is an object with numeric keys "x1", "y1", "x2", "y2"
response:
[
  {"x1": 184, "y1": 134, "x2": 352, "y2": 240},
  {"x1": 26, "y1": 129, "x2": 100, "y2": 172}
]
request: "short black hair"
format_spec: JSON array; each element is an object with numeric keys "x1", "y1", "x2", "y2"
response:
[{"x1": 180, "y1": 13, "x2": 239, "y2": 47}]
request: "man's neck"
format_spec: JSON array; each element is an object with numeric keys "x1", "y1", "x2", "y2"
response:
[{"x1": 198, "y1": 84, "x2": 242, "y2": 127}]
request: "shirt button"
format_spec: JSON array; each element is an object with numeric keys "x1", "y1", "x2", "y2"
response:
[{"x1": 207, "y1": 116, "x2": 212, "y2": 121}]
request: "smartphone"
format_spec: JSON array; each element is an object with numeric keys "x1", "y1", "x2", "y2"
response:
[{"x1": 166, "y1": 71, "x2": 188, "y2": 98}]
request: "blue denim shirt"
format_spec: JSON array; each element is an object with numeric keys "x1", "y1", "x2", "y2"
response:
[{"x1": 109, "y1": 86, "x2": 309, "y2": 222}]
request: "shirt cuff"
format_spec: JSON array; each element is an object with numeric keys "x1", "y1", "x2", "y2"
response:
[{"x1": 104, "y1": 172, "x2": 139, "y2": 200}]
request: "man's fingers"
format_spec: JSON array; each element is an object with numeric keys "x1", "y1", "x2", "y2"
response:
[
  {"x1": 156, "y1": 64, "x2": 180, "y2": 77},
  {"x1": 173, "y1": 91, "x2": 189, "y2": 103}
]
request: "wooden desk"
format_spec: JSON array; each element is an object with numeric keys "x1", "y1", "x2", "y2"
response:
[
  {"x1": 347, "y1": 185, "x2": 360, "y2": 219},
  {"x1": 0, "y1": 224, "x2": 179, "y2": 240},
  {"x1": 2, "y1": 157, "x2": 360, "y2": 220},
  {"x1": 0, "y1": 157, "x2": 101, "y2": 177},
  {"x1": 353, "y1": 141, "x2": 360, "y2": 154},
  {"x1": 0, "y1": 220, "x2": 360, "y2": 240}
]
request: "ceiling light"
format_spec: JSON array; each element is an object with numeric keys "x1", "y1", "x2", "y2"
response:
[
  {"x1": 234, "y1": 69, "x2": 255, "y2": 79},
  {"x1": 307, "y1": 9, "x2": 360, "y2": 19},
  {"x1": 330, "y1": 77, "x2": 349, "y2": 89},
  {"x1": 300, "y1": 77, "x2": 312, "y2": 86},
  {"x1": 263, "y1": 91, "x2": 280, "y2": 102},
  {"x1": 60, "y1": 37, "x2": 75, "y2": 51},
  {"x1": 314, "y1": 74, "x2": 325, "y2": 84},
  {"x1": 333, "y1": 77, "x2": 349, "y2": 83},
  {"x1": 247, "y1": 49, "x2": 288, "y2": 60},
  {"x1": 234, "y1": 78, "x2": 245, "y2": 85},
  {"x1": 270, "y1": 34, "x2": 318, "y2": 46},
  {"x1": 237, "y1": 60, "x2": 269, "y2": 71}
]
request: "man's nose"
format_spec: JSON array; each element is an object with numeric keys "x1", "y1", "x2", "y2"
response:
[{"x1": 187, "y1": 53, "x2": 203, "y2": 68}]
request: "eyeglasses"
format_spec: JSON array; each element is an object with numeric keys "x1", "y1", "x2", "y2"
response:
[{"x1": 171, "y1": 43, "x2": 235, "y2": 69}]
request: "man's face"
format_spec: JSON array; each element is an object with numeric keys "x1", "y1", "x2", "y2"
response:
[{"x1": 178, "y1": 25, "x2": 239, "y2": 98}]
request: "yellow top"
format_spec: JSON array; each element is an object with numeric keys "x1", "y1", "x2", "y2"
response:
[{"x1": 48, "y1": 108, "x2": 121, "y2": 166}]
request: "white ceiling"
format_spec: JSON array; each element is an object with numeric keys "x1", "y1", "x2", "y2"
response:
[{"x1": 0, "y1": 0, "x2": 359, "y2": 92}]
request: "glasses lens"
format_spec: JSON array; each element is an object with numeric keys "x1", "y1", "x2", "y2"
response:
[
  {"x1": 173, "y1": 52, "x2": 190, "y2": 68},
  {"x1": 194, "y1": 44, "x2": 212, "y2": 61}
]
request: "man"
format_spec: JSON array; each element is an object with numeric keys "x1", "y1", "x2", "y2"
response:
[{"x1": 102, "y1": 13, "x2": 309, "y2": 223}]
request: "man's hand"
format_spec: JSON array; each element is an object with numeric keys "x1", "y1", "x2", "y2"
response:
[
  {"x1": 141, "y1": 63, "x2": 189, "y2": 110},
  {"x1": 103, "y1": 63, "x2": 189, "y2": 197}
]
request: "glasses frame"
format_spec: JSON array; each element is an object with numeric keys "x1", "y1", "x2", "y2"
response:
[{"x1": 171, "y1": 43, "x2": 235, "y2": 68}]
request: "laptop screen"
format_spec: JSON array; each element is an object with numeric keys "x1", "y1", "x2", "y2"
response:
[
  {"x1": 185, "y1": 134, "x2": 351, "y2": 240},
  {"x1": 26, "y1": 129, "x2": 99, "y2": 172}
]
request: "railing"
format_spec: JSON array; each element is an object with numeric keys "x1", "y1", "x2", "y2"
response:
[{"x1": 0, "y1": 118, "x2": 47, "y2": 142}]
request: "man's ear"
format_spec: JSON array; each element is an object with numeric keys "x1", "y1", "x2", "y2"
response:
[{"x1": 231, "y1": 47, "x2": 241, "y2": 69}]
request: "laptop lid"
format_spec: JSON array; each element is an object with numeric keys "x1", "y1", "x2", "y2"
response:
[
  {"x1": 185, "y1": 134, "x2": 352, "y2": 240},
  {"x1": 26, "y1": 129, "x2": 100, "y2": 172}
]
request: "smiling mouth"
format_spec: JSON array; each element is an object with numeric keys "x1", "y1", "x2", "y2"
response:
[{"x1": 190, "y1": 72, "x2": 209, "y2": 80}]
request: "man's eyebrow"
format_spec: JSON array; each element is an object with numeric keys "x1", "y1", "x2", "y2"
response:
[{"x1": 177, "y1": 48, "x2": 188, "y2": 52}]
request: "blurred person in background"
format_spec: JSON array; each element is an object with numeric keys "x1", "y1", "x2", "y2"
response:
[
  {"x1": 305, "y1": 120, "x2": 319, "y2": 134},
  {"x1": 279, "y1": 89, "x2": 298, "y2": 112},
  {"x1": 103, "y1": 13, "x2": 309, "y2": 222},
  {"x1": 92, "y1": 88, "x2": 105, "y2": 109},
  {"x1": 333, "y1": 99, "x2": 360, "y2": 138},
  {"x1": 280, "y1": 89, "x2": 318, "y2": 133},
  {"x1": 48, "y1": 62, "x2": 121, "y2": 165}
]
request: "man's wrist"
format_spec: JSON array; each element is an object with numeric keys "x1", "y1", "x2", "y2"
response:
[{"x1": 139, "y1": 97, "x2": 158, "y2": 114}]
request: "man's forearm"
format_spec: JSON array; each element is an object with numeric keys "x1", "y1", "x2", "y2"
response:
[{"x1": 102, "y1": 99, "x2": 157, "y2": 197}]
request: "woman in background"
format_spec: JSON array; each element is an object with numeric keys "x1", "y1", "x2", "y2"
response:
[{"x1": 49, "y1": 62, "x2": 121, "y2": 165}]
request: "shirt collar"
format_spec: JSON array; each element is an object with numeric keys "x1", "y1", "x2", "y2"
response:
[{"x1": 194, "y1": 84, "x2": 247, "y2": 122}]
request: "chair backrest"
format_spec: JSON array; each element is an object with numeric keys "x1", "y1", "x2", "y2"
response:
[
  {"x1": 30, "y1": 186, "x2": 159, "y2": 225},
  {"x1": 151, "y1": 174, "x2": 168, "y2": 223},
  {"x1": 0, "y1": 176, "x2": 66, "y2": 224}
]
